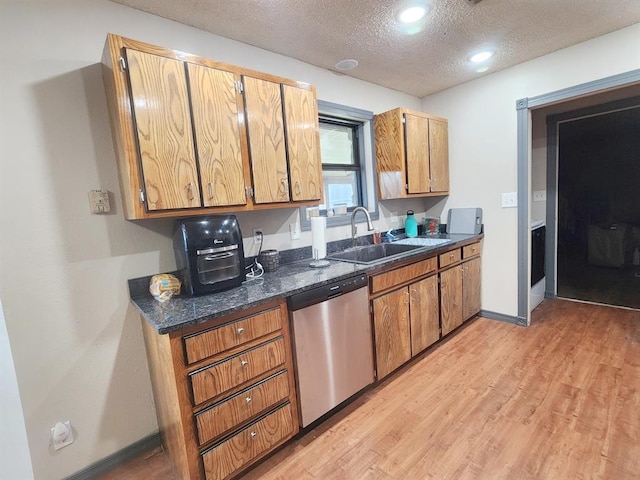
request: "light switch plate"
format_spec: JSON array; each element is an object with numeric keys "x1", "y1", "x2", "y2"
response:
[{"x1": 501, "y1": 192, "x2": 517, "y2": 208}]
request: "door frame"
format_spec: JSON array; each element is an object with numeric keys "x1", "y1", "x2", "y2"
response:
[{"x1": 516, "y1": 69, "x2": 640, "y2": 325}]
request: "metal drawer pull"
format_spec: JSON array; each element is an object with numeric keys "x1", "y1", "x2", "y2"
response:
[
  {"x1": 250, "y1": 431, "x2": 257, "y2": 438},
  {"x1": 241, "y1": 359, "x2": 249, "y2": 367},
  {"x1": 245, "y1": 396, "x2": 252, "y2": 404},
  {"x1": 237, "y1": 327, "x2": 245, "y2": 334},
  {"x1": 450, "y1": 253, "x2": 454, "y2": 258}
]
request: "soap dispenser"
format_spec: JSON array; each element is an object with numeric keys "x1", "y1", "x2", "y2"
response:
[{"x1": 405, "y1": 210, "x2": 418, "y2": 237}]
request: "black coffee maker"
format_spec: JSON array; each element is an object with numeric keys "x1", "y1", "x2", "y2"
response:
[{"x1": 173, "y1": 215, "x2": 246, "y2": 296}]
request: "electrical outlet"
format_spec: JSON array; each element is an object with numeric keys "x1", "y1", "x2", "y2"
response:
[
  {"x1": 533, "y1": 190, "x2": 546, "y2": 202},
  {"x1": 253, "y1": 228, "x2": 262, "y2": 245},
  {"x1": 289, "y1": 223, "x2": 301, "y2": 240},
  {"x1": 51, "y1": 421, "x2": 74, "y2": 451},
  {"x1": 390, "y1": 212, "x2": 398, "y2": 224},
  {"x1": 501, "y1": 192, "x2": 518, "y2": 208}
]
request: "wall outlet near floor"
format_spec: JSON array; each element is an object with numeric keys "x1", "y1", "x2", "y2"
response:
[
  {"x1": 533, "y1": 190, "x2": 546, "y2": 202},
  {"x1": 289, "y1": 223, "x2": 301, "y2": 240},
  {"x1": 51, "y1": 421, "x2": 74, "y2": 451},
  {"x1": 501, "y1": 192, "x2": 518, "y2": 208}
]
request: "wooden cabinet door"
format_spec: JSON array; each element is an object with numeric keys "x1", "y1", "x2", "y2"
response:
[
  {"x1": 282, "y1": 85, "x2": 322, "y2": 202},
  {"x1": 429, "y1": 118, "x2": 449, "y2": 193},
  {"x1": 463, "y1": 257, "x2": 481, "y2": 321},
  {"x1": 405, "y1": 113, "x2": 430, "y2": 194},
  {"x1": 409, "y1": 275, "x2": 440, "y2": 356},
  {"x1": 125, "y1": 48, "x2": 200, "y2": 210},
  {"x1": 440, "y1": 266, "x2": 463, "y2": 336},
  {"x1": 187, "y1": 64, "x2": 247, "y2": 207},
  {"x1": 374, "y1": 109, "x2": 406, "y2": 199},
  {"x1": 242, "y1": 76, "x2": 290, "y2": 204},
  {"x1": 372, "y1": 289, "x2": 411, "y2": 380}
]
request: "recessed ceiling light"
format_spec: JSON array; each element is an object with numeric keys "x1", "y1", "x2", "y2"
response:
[
  {"x1": 398, "y1": 6, "x2": 427, "y2": 24},
  {"x1": 469, "y1": 50, "x2": 495, "y2": 63},
  {"x1": 335, "y1": 59, "x2": 359, "y2": 71}
]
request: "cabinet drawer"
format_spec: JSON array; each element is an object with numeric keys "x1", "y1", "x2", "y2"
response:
[
  {"x1": 183, "y1": 307, "x2": 283, "y2": 365},
  {"x1": 463, "y1": 242, "x2": 481, "y2": 259},
  {"x1": 439, "y1": 248, "x2": 461, "y2": 268},
  {"x1": 195, "y1": 371, "x2": 290, "y2": 446},
  {"x1": 190, "y1": 337, "x2": 287, "y2": 406},
  {"x1": 201, "y1": 402, "x2": 294, "y2": 480},
  {"x1": 371, "y1": 257, "x2": 437, "y2": 294}
]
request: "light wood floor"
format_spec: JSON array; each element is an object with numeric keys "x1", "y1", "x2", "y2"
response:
[{"x1": 98, "y1": 299, "x2": 640, "y2": 479}]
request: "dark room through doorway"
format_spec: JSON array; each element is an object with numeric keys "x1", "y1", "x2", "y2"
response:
[{"x1": 556, "y1": 105, "x2": 640, "y2": 309}]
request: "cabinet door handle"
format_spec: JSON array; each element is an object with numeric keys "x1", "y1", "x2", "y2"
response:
[
  {"x1": 187, "y1": 183, "x2": 195, "y2": 200},
  {"x1": 208, "y1": 182, "x2": 214, "y2": 199},
  {"x1": 241, "y1": 359, "x2": 249, "y2": 367},
  {"x1": 245, "y1": 396, "x2": 252, "y2": 404},
  {"x1": 280, "y1": 178, "x2": 288, "y2": 193},
  {"x1": 295, "y1": 180, "x2": 301, "y2": 195},
  {"x1": 236, "y1": 327, "x2": 245, "y2": 335},
  {"x1": 449, "y1": 253, "x2": 454, "y2": 259},
  {"x1": 250, "y1": 431, "x2": 257, "y2": 439}
]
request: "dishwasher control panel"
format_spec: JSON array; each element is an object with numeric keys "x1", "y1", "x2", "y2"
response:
[{"x1": 288, "y1": 274, "x2": 367, "y2": 311}]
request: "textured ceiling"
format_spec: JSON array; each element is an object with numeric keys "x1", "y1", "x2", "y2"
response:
[{"x1": 109, "y1": 0, "x2": 640, "y2": 97}]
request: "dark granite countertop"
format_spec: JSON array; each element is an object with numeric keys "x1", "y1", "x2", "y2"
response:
[{"x1": 130, "y1": 233, "x2": 482, "y2": 334}]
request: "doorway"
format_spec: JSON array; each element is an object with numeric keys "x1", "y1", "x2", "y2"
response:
[
  {"x1": 517, "y1": 71, "x2": 640, "y2": 325},
  {"x1": 555, "y1": 106, "x2": 640, "y2": 309}
]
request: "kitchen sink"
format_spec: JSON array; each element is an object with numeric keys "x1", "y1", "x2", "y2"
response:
[{"x1": 327, "y1": 243, "x2": 424, "y2": 265}]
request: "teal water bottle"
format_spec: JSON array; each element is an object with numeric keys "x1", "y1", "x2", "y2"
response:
[{"x1": 405, "y1": 210, "x2": 418, "y2": 237}]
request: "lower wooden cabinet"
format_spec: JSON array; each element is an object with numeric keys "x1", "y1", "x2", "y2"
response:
[
  {"x1": 140, "y1": 299, "x2": 298, "y2": 480},
  {"x1": 371, "y1": 240, "x2": 483, "y2": 379},
  {"x1": 409, "y1": 275, "x2": 440, "y2": 355},
  {"x1": 370, "y1": 259, "x2": 440, "y2": 380},
  {"x1": 440, "y1": 242, "x2": 482, "y2": 336},
  {"x1": 372, "y1": 288, "x2": 411, "y2": 379},
  {"x1": 440, "y1": 264, "x2": 463, "y2": 336},
  {"x1": 462, "y1": 256, "x2": 482, "y2": 321}
]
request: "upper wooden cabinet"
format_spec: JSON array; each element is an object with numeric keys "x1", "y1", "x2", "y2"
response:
[
  {"x1": 102, "y1": 34, "x2": 322, "y2": 219},
  {"x1": 374, "y1": 107, "x2": 449, "y2": 200}
]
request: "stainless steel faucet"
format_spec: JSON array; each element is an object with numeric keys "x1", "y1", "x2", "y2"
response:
[{"x1": 351, "y1": 207, "x2": 374, "y2": 247}]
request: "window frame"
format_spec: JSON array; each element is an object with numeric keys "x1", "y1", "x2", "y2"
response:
[{"x1": 300, "y1": 100, "x2": 379, "y2": 231}]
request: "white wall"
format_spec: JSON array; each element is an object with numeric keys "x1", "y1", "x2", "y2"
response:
[
  {"x1": 0, "y1": 1, "x2": 422, "y2": 478},
  {"x1": 421, "y1": 23, "x2": 640, "y2": 316},
  {"x1": 0, "y1": 300, "x2": 34, "y2": 479}
]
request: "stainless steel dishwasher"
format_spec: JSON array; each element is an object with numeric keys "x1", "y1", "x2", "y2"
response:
[{"x1": 289, "y1": 273, "x2": 374, "y2": 427}]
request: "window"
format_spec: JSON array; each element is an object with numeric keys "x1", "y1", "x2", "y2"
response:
[
  {"x1": 319, "y1": 118, "x2": 362, "y2": 213},
  {"x1": 300, "y1": 101, "x2": 378, "y2": 230}
]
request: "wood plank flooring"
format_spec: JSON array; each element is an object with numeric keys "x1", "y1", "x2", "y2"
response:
[{"x1": 97, "y1": 299, "x2": 640, "y2": 480}]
